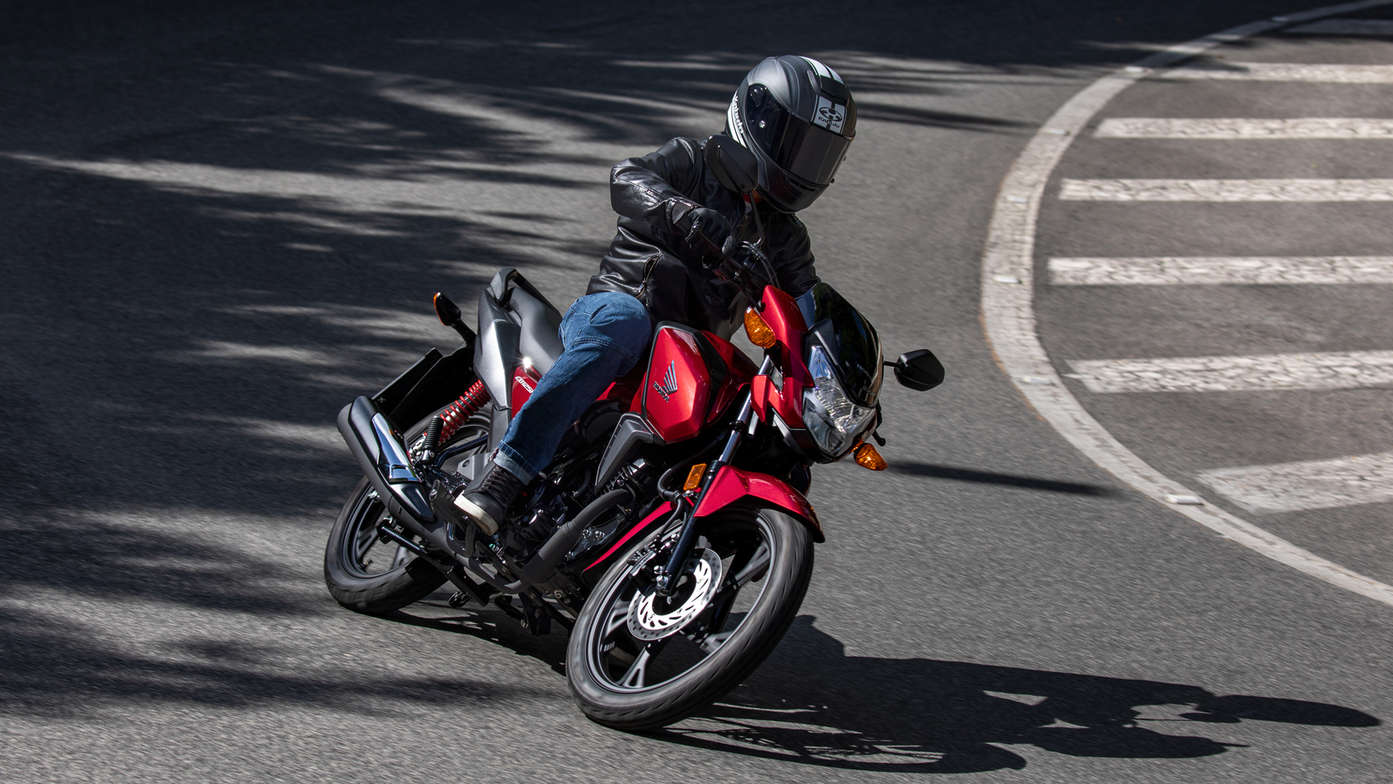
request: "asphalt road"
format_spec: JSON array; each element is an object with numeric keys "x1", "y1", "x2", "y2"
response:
[
  {"x1": 1035, "y1": 12, "x2": 1393, "y2": 587},
  {"x1": 2, "y1": 2, "x2": 1390, "y2": 782}
]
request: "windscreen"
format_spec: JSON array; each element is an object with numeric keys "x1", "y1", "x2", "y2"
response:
[{"x1": 796, "y1": 282, "x2": 883, "y2": 406}]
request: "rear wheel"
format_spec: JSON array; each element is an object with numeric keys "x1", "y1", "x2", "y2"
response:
[
  {"x1": 323, "y1": 478, "x2": 446, "y2": 614},
  {"x1": 322, "y1": 408, "x2": 489, "y2": 614},
  {"x1": 566, "y1": 508, "x2": 814, "y2": 730}
]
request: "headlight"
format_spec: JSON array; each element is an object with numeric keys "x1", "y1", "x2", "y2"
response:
[{"x1": 802, "y1": 345, "x2": 877, "y2": 458}]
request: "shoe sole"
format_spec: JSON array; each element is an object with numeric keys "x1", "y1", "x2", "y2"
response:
[{"x1": 452, "y1": 493, "x2": 501, "y2": 536}]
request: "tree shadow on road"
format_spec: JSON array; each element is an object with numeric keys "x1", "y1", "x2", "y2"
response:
[
  {"x1": 0, "y1": 603, "x2": 560, "y2": 719},
  {"x1": 649, "y1": 616, "x2": 1379, "y2": 774}
]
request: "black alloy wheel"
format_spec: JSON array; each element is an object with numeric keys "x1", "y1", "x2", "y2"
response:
[
  {"x1": 566, "y1": 507, "x2": 814, "y2": 730},
  {"x1": 322, "y1": 409, "x2": 489, "y2": 614}
]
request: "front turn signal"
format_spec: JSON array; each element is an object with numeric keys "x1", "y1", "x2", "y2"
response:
[
  {"x1": 854, "y1": 442, "x2": 888, "y2": 471},
  {"x1": 683, "y1": 463, "x2": 708, "y2": 493},
  {"x1": 744, "y1": 307, "x2": 777, "y2": 348}
]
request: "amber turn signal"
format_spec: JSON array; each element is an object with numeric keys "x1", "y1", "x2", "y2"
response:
[
  {"x1": 853, "y1": 443, "x2": 887, "y2": 471},
  {"x1": 683, "y1": 463, "x2": 708, "y2": 493},
  {"x1": 433, "y1": 291, "x2": 462, "y2": 326},
  {"x1": 744, "y1": 307, "x2": 777, "y2": 348}
]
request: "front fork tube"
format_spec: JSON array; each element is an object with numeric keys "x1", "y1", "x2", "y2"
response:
[{"x1": 655, "y1": 356, "x2": 770, "y2": 595}]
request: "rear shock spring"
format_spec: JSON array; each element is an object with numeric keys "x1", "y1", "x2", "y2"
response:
[{"x1": 423, "y1": 380, "x2": 490, "y2": 453}]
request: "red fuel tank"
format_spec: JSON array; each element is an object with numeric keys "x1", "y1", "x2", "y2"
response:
[{"x1": 641, "y1": 325, "x2": 754, "y2": 443}]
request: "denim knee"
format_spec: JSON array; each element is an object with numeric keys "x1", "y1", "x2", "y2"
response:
[{"x1": 561, "y1": 292, "x2": 652, "y2": 367}]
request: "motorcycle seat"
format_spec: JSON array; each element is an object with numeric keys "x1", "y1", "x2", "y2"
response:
[{"x1": 508, "y1": 282, "x2": 565, "y2": 375}]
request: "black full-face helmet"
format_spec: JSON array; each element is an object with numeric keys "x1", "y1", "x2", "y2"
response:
[{"x1": 725, "y1": 55, "x2": 857, "y2": 213}]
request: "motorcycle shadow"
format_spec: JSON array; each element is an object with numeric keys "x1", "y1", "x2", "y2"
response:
[
  {"x1": 652, "y1": 616, "x2": 1379, "y2": 774},
  {"x1": 387, "y1": 594, "x2": 571, "y2": 675},
  {"x1": 386, "y1": 604, "x2": 1378, "y2": 773}
]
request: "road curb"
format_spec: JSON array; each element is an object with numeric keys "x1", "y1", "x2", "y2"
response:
[{"x1": 979, "y1": 0, "x2": 1393, "y2": 608}]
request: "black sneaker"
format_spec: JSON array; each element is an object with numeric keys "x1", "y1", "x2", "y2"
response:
[{"x1": 452, "y1": 462, "x2": 524, "y2": 536}]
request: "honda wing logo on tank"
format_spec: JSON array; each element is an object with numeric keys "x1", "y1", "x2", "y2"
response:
[{"x1": 653, "y1": 361, "x2": 679, "y2": 402}]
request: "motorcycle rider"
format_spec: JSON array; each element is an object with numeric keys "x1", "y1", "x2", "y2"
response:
[{"x1": 451, "y1": 54, "x2": 858, "y2": 537}]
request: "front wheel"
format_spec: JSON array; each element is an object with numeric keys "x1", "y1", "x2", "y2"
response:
[{"x1": 566, "y1": 507, "x2": 814, "y2": 730}]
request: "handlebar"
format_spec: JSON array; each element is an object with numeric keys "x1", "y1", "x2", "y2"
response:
[{"x1": 694, "y1": 231, "x2": 778, "y2": 304}]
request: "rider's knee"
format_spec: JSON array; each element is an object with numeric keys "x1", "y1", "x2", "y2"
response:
[{"x1": 566, "y1": 292, "x2": 652, "y2": 364}]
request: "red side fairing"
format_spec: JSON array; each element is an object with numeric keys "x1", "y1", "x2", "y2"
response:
[
  {"x1": 700, "y1": 330, "x2": 757, "y2": 425},
  {"x1": 509, "y1": 364, "x2": 542, "y2": 411},
  {"x1": 641, "y1": 326, "x2": 753, "y2": 443},
  {"x1": 751, "y1": 285, "x2": 812, "y2": 429},
  {"x1": 692, "y1": 466, "x2": 823, "y2": 541}
]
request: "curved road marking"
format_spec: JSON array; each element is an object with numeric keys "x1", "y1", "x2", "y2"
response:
[{"x1": 979, "y1": 0, "x2": 1393, "y2": 608}]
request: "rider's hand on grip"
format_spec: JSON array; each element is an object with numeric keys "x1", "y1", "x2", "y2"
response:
[{"x1": 678, "y1": 206, "x2": 732, "y2": 267}]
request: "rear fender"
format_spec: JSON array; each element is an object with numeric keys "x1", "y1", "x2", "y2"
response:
[{"x1": 693, "y1": 466, "x2": 824, "y2": 542}]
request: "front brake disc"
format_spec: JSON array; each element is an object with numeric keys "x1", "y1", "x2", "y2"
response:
[{"x1": 626, "y1": 549, "x2": 724, "y2": 642}]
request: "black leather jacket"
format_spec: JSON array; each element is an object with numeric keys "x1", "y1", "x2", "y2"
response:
[{"x1": 586, "y1": 136, "x2": 819, "y2": 339}]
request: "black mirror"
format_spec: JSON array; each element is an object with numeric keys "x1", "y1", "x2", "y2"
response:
[
  {"x1": 892, "y1": 349, "x2": 944, "y2": 391},
  {"x1": 704, "y1": 134, "x2": 759, "y2": 195}
]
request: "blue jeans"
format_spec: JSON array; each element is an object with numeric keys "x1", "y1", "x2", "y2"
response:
[{"x1": 493, "y1": 291, "x2": 653, "y2": 482}]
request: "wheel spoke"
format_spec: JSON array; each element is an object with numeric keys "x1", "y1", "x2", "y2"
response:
[
  {"x1": 729, "y1": 542, "x2": 771, "y2": 587},
  {"x1": 602, "y1": 601, "x2": 631, "y2": 640},
  {"x1": 699, "y1": 630, "x2": 733, "y2": 653},
  {"x1": 619, "y1": 646, "x2": 652, "y2": 688},
  {"x1": 353, "y1": 524, "x2": 378, "y2": 566}
]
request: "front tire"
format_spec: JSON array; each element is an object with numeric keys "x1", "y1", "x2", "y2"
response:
[{"x1": 566, "y1": 507, "x2": 814, "y2": 730}]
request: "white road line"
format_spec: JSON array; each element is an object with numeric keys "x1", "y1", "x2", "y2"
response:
[
  {"x1": 1287, "y1": 18, "x2": 1393, "y2": 35},
  {"x1": 1198, "y1": 452, "x2": 1393, "y2": 513},
  {"x1": 1165, "y1": 62, "x2": 1393, "y2": 83},
  {"x1": 1060, "y1": 178, "x2": 1393, "y2": 201},
  {"x1": 1095, "y1": 118, "x2": 1393, "y2": 138},
  {"x1": 1049, "y1": 256, "x2": 1393, "y2": 285},
  {"x1": 980, "y1": 0, "x2": 1393, "y2": 609},
  {"x1": 1066, "y1": 351, "x2": 1393, "y2": 393}
]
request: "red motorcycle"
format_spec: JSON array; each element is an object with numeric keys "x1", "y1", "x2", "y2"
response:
[{"x1": 325, "y1": 135, "x2": 943, "y2": 729}]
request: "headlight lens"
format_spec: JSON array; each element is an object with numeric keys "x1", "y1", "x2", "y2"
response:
[{"x1": 802, "y1": 345, "x2": 877, "y2": 458}]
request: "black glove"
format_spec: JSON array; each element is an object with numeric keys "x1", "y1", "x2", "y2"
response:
[{"x1": 676, "y1": 206, "x2": 732, "y2": 266}]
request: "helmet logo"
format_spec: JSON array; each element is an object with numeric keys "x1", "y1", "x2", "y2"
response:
[
  {"x1": 653, "y1": 361, "x2": 679, "y2": 402},
  {"x1": 727, "y1": 93, "x2": 749, "y2": 146},
  {"x1": 813, "y1": 96, "x2": 846, "y2": 134}
]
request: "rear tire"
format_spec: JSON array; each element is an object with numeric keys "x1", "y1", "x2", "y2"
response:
[
  {"x1": 323, "y1": 407, "x2": 489, "y2": 615},
  {"x1": 323, "y1": 478, "x2": 447, "y2": 615},
  {"x1": 566, "y1": 507, "x2": 814, "y2": 730}
]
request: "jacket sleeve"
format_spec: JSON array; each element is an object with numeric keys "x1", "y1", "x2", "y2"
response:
[
  {"x1": 773, "y1": 214, "x2": 819, "y2": 296},
  {"x1": 610, "y1": 137, "x2": 705, "y2": 253}
]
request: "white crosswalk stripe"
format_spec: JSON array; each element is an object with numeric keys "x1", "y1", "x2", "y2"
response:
[
  {"x1": 1198, "y1": 451, "x2": 1393, "y2": 513},
  {"x1": 1286, "y1": 18, "x2": 1393, "y2": 35},
  {"x1": 1060, "y1": 178, "x2": 1393, "y2": 201},
  {"x1": 1095, "y1": 118, "x2": 1393, "y2": 138},
  {"x1": 1065, "y1": 351, "x2": 1393, "y2": 393},
  {"x1": 1164, "y1": 62, "x2": 1393, "y2": 82},
  {"x1": 1048, "y1": 256, "x2": 1393, "y2": 285}
]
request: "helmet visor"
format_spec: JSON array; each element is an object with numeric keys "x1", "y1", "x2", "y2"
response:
[{"x1": 744, "y1": 91, "x2": 852, "y2": 186}]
